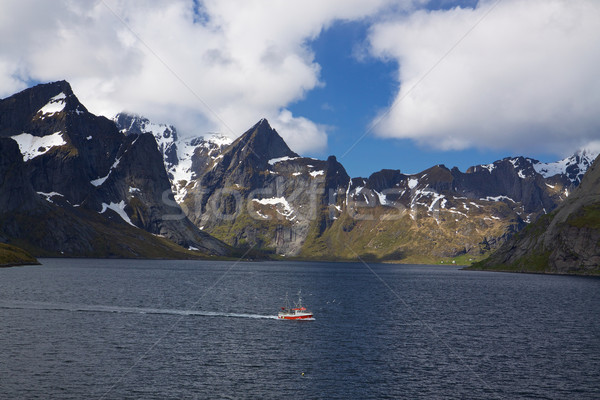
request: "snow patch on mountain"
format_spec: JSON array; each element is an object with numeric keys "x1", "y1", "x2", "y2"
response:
[
  {"x1": 468, "y1": 150, "x2": 597, "y2": 186},
  {"x1": 481, "y1": 163, "x2": 495, "y2": 173},
  {"x1": 252, "y1": 197, "x2": 294, "y2": 219},
  {"x1": 507, "y1": 158, "x2": 532, "y2": 179},
  {"x1": 481, "y1": 195, "x2": 516, "y2": 203},
  {"x1": 204, "y1": 133, "x2": 232, "y2": 148},
  {"x1": 410, "y1": 189, "x2": 447, "y2": 214},
  {"x1": 532, "y1": 157, "x2": 570, "y2": 178},
  {"x1": 144, "y1": 121, "x2": 176, "y2": 150},
  {"x1": 12, "y1": 131, "x2": 66, "y2": 161},
  {"x1": 38, "y1": 92, "x2": 66, "y2": 116},
  {"x1": 268, "y1": 156, "x2": 299, "y2": 165},
  {"x1": 374, "y1": 190, "x2": 388, "y2": 205},
  {"x1": 90, "y1": 176, "x2": 108, "y2": 187},
  {"x1": 91, "y1": 157, "x2": 120, "y2": 187},
  {"x1": 168, "y1": 133, "x2": 232, "y2": 201},
  {"x1": 99, "y1": 200, "x2": 135, "y2": 226},
  {"x1": 37, "y1": 191, "x2": 64, "y2": 204},
  {"x1": 351, "y1": 186, "x2": 364, "y2": 196},
  {"x1": 427, "y1": 192, "x2": 446, "y2": 212},
  {"x1": 531, "y1": 149, "x2": 598, "y2": 184}
]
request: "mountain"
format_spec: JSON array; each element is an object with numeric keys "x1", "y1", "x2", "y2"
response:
[
  {"x1": 182, "y1": 119, "x2": 350, "y2": 255},
  {"x1": 116, "y1": 116, "x2": 349, "y2": 254},
  {"x1": 0, "y1": 81, "x2": 230, "y2": 257},
  {"x1": 118, "y1": 113, "x2": 596, "y2": 263},
  {"x1": 314, "y1": 152, "x2": 595, "y2": 262},
  {"x1": 113, "y1": 113, "x2": 232, "y2": 202},
  {"x1": 6, "y1": 80, "x2": 588, "y2": 264},
  {"x1": 470, "y1": 154, "x2": 600, "y2": 274},
  {"x1": 529, "y1": 150, "x2": 597, "y2": 186}
]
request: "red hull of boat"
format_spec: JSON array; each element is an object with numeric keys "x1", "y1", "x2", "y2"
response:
[{"x1": 278, "y1": 314, "x2": 313, "y2": 320}]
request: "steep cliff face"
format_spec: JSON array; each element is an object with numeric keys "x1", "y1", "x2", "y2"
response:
[
  {"x1": 455, "y1": 157, "x2": 561, "y2": 214},
  {"x1": 471, "y1": 155, "x2": 600, "y2": 274},
  {"x1": 0, "y1": 137, "x2": 38, "y2": 212},
  {"x1": 179, "y1": 119, "x2": 349, "y2": 255},
  {"x1": 0, "y1": 134, "x2": 213, "y2": 258},
  {"x1": 114, "y1": 112, "x2": 232, "y2": 202},
  {"x1": 94, "y1": 131, "x2": 228, "y2": 254},
  {"x1": 0, "y1": 81, "x2": 230, "y2": 257}
]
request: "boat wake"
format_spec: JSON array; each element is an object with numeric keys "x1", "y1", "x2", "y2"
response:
[{"x1": 0, "y1": 300, "x2": 279, "y2": 320}]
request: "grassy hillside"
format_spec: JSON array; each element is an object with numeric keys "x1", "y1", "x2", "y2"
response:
[
  {"x1": 0, "y1": 243, "x2": 39, "y2": 267},
  {"x1": 0, "y1": 206, "x2": 223, "y2": 260},
  {"x1": 201, "y1": 193, "x2": 525, "y2": 265},
  {"x1": 297, "y1": 201, "x2": 519, "y2": 265}
]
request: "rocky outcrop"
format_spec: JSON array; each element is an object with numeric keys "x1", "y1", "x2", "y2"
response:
[{"x1": 471, "y1": 155, "x2": 600, "y2": 274}]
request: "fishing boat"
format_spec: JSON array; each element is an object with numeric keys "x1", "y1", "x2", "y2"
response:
[{"x1": 278, "y1": 291, "x2": 313, "y2": 320}]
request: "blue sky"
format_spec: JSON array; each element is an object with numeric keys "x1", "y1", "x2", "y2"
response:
[
  {"x1": 289, "y1": 18, "x2": 518, "y2": 177},
  {"x1": 1, "y1": 0, "x2": 599, "y2": 178}
]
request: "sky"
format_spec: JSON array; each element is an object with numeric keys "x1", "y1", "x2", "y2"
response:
[{"x1": 1, "y1": 0, "x2": 599, "y2": 177}]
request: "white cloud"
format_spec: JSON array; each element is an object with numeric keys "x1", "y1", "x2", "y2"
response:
[
  {"x1": 583, "y1": 140, "x2": 600, "y2": 157},
  {"x1": 368, "y1": 0, "x2": 600, "y2": 156},
  {"x1": 270, "y1": 109, "x2": 328, "y2": 154},
  {"x1": 0, "y1": 0, "x2": 409, "y2": 155}
]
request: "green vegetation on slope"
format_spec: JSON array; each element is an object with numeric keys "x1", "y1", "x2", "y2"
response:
[
  {"x1": 567, "y1": 204, "x2": 600, "y2": 230},
  {"x1": 0, "y1": 207, "x2": 216, "y2": 260},
  {"x1": 298, "y1": 203, "x2": 516, "y2": 264},
  {"x1": 466, "y1": 212, "x2": 554, "y2": 273},
  {"x1": 208, "y1": 211, "x2": 279, "y2": 252},
  {"x1": 0, "y1": 243, "x2": 39, "y2": 267}
]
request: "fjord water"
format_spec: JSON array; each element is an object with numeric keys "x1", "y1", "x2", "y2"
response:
[{"x1": 0, "y1": 260, "x2": 598, "y2": 399}]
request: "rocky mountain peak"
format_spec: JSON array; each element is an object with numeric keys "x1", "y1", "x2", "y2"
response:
[
  {"x1": 226, "y1": 118, "x2": 298, "y2": 167},
  {"x1": 528, "y1": 149, "x2": 599, "y2": 185},
  {"x1": 114, "y1": 113, "x2": 178, "y2": 142},
  {"x1": 109, "y1": 112, "x2": 600, "y2": 262},
  {"x1": 114, "y1": 112, "x2": 180, "y2": 171},
  {"x1": 0, "y1": 80, "x2": 88, "y2": 138}
]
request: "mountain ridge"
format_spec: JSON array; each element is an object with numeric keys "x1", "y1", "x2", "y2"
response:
[
  {"x1": 2, "y1": 81, "x2": 597, "y2": 265},
  {"x1": 117, "y1": 110, "x2": 596, "y2": 263}
]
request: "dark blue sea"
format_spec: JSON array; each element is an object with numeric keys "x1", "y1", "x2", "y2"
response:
[{"x1": 0, "y1": 259, "x2": 598, "y2": 399}]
